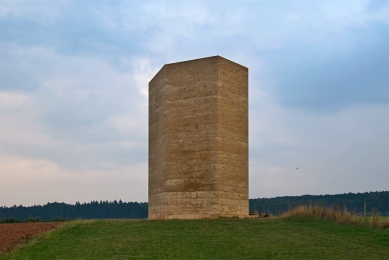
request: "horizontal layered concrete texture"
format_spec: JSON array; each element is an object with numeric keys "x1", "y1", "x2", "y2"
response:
[{"x1": 149, "y1": 56, "x2": 248, "y2": 219}]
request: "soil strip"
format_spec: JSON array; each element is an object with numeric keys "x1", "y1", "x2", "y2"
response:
[{"x1": 0, "y1": 222, "x2": 64, "y2": 253}]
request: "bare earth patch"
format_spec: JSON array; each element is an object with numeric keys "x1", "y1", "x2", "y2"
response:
[{"x1": 0, "y1": 222, "x2": 64, "y2": 253}]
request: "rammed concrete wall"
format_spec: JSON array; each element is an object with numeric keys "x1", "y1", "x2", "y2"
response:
[{"x1": 148, "y1": 56, "x2": 248, "y2": 219}]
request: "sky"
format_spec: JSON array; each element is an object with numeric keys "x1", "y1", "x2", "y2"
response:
[{"x1": 0, "y1": 0, "x2": 388, "y2": 207}]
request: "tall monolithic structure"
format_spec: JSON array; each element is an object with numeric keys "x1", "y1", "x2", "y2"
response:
[{"x1": 149, "y1": 56, "x2": 248, "y2": 219}]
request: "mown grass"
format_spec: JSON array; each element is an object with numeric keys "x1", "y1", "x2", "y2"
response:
[{"x1": 1, "y1": 217, "x2": 388, "y2": 260}]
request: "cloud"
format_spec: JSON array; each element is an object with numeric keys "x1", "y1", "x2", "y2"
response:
[
  {"x1": 0, "y1": 0, "x2": 388, "y2": 207},
  {"x1": 104, "y1": 114, "x2": 145, "y2": 134},
  {"x1": 0, "y1": 91, "x2": 32, "y2": 110},
  {"x1": 0, "y1": 0, "x2": 70, "y2": 20},
  {"x1": 249, "y1": 90, "x2": 389, "y2": 197},
  {"x1": 0, "y1": 1, "x2": 142, "y2": 62},
  {"x1": 0, "y1": 45, "x2": 148, "y2": 172},
  {"x1": 255, "y1": 22, "x2": 389, "y2": 112},
  {"x1": 132, "y1": 58, "x2": 160, "y2": 100},
  {"x1": 0, "y1": 154, "x2": 147, "y2": 206}
]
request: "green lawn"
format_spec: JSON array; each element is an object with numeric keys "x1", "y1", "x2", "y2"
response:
[{"x1": 1, "y1": 217, "x2": 388, "y2": 259}]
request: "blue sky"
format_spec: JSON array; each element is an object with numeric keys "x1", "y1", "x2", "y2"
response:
[{"x1": 0, "y1": 0, "x2": 388, "y2": 206}]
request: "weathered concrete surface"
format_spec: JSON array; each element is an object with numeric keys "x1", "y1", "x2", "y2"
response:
[{"x1": 149, "y1": 56, "x2": 248, "y2": 219}]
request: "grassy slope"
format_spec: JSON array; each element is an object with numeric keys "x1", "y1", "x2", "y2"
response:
[{"x1": 1, "y1": 218, "x2": 388, "y2": 260}]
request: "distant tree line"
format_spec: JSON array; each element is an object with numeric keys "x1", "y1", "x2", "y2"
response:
[
  {"x1": 249, "y1": 191, "x2": 389, "y2": 216},
  {"x1": 0, "y1": 200, "x2": 147, "y2": 222},
  {"x1": 1, "y1": 191, "x2": 388, "y2": 222}
]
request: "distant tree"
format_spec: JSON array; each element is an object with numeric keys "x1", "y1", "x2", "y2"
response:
[
  {"x1": 0, "y1": 200, "x2": 148, "y2": 221},
  {"x1": 249, "y1": 191, "x2": 388, "y2": 216}
]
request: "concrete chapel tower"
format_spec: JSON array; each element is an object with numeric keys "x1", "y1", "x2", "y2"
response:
[{"x1": 148, "y1": 56, "x2": 248, "y2": 219}]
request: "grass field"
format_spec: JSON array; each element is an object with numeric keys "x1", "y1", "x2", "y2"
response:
[{"x1": 1, "y1": 217, "x2": 388, "y2": 259}]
